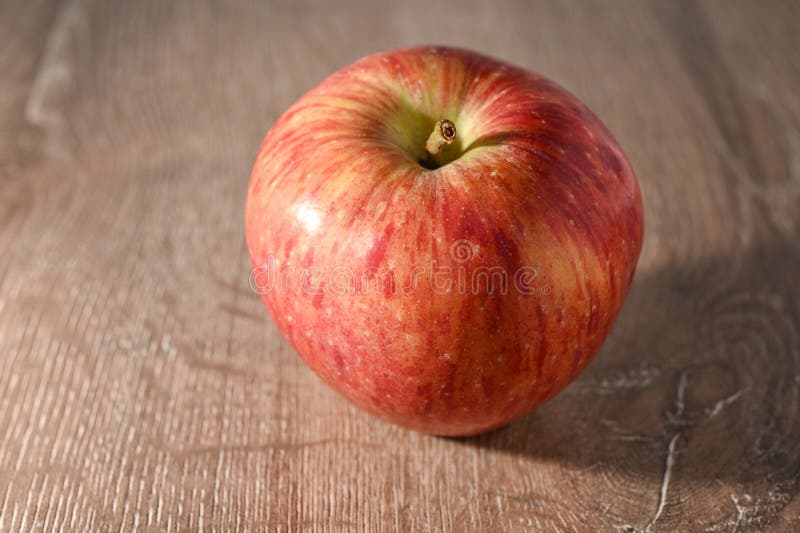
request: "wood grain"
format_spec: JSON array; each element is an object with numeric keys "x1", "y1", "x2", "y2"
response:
[{"x1": 1, "y1": 0, "x2": 799, "y2": 531}]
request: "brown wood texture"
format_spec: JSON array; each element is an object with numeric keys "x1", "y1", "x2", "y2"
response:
[{"x1": 1, "y1": 0, "x2": 799, "y2": 531}]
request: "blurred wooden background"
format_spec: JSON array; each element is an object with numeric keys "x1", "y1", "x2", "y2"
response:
[{"x1": 2, "y1": 0, "x2": 799, "y2": 531}]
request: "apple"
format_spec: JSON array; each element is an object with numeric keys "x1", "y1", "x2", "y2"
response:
[{"x1": 246, "y1": 46, "x2": 643, "y2": 436}]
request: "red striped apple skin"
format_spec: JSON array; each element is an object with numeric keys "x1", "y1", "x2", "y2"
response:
[{"x1": 246, "y1": 46, "x2": 643, "y2": 436}]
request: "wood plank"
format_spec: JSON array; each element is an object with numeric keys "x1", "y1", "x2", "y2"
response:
[{"x1": 0, "y1": 0, "x2": 799, "y2": 530}]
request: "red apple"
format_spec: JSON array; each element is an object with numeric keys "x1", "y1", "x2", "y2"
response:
[{"x1": 246, "y1": 46, "x2": 643, "y2": 436}]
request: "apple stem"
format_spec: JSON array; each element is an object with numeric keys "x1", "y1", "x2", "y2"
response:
[{"x1": 424, "y1": 119, "x2": 457, "y2": 166}]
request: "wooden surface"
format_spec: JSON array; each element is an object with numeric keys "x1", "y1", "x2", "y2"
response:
[{"x1": 1, "y1": 0, "x2": 799, "y2": 531}]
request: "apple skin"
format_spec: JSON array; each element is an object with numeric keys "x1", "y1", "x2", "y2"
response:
[{"x1": 246, "y1": 46, "x2": 643, "y2": 436}]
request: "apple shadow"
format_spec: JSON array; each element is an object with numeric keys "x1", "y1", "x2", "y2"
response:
[{"x1": 459, "y1": 239, "x2": 800, "y2": 485}]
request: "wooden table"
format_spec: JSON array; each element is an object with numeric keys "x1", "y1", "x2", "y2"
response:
[{"x1": 2, "y1": 1, "x2": 799, "y2": 531}]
